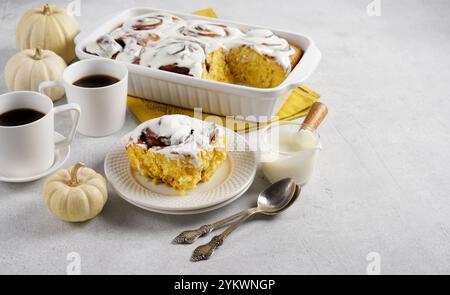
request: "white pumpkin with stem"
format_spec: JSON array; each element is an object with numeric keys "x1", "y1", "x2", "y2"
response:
[
  {"x1": 4, "y1": 48, "x2": 66, "y2": 101},
  {"x1": 16, "y1": 3, "x2": 80, "y2": 63},
  {"x1": 43, "y1": 163, "x2": 108, "y2": 222}
]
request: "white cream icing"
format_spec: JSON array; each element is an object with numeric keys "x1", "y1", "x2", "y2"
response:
[
  {"x1": 122, "y1": 12, "x2": 182, "y2": 34},
  {"x1": 110, "y1": 27, "x2": 159, "y2": 46},
  {"x1": 140, "y1": 39, "x2": 206, "y2": 78},
  {"x1": 116, "y1": 38, "x2": 143, "y2": 63},
  {"x1": 128, "y1": 115, "x2": 224, "y2": 166},
  {"x1": 175, "y1": 20, "x2": 244, "y2": 53},
  {"x1": 225, "y1": 29, "x2": 296, "y2": 72},
  {"x1": 85, "y1": 34, "x2": 122, "y2": 58},
  {"x1": 85, "y1": 12, "x2": 298, "y2": 77}
]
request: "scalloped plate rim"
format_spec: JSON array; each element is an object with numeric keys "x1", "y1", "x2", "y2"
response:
[
  {"x1": 110, "y1": 176, "x2": 253, "y2": 215},
  {"x1": 104, "y1": 126, "x2": 256, "y2": 212}
]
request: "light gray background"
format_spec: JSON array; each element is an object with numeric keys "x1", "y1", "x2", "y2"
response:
[{"x1": 0, "y1": 0, "x2": 449, "y2": 274}]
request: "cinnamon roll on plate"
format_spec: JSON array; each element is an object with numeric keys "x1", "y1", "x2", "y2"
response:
[{"x1": 126, "y1": 115, "x2": 227, "y2": 192}]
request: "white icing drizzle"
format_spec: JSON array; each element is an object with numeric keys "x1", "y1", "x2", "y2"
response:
[
  {"x1": 140, "y1": 39, "x2": 206, "y2": 78},
  {"x1": 123, "y1": 12, "x2": 181, "y2": 33},
  {"x1": 85, "y1": 34, "x2": 122, "y2": 58},
  {"x1": 110, "y1": 27, "x2": 160, "y2": 46},
  {"x1": 176, "y1": 20, "x2": 244, "y2": 53},
  {"x1": 120, "y1": 12, "x2": 182, "y2": 45},
  {"x1": 128, "y1": 115, "x2": 224, "y2": 166},
  {"x1": 116, "y1": 38, "x2": 143, "y2": 64},
  {"x1": 85, "y1": 12, "x2": 298, "y2": 77}
]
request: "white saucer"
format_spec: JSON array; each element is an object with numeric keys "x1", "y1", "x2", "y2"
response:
[
  {"x1": 0, "y1": 132, "x2": 70, "y2": 183},
  {"x1": 104, "y1": 126, "x2": 257, "y2": 214}
]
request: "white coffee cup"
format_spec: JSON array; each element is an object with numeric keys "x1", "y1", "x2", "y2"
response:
[
  {"x1": 0, "y1": 91, "x2": 80, "y2": 178},
  {"x1": 39, "y1": 59, "x2": 128, "y2": 137}
]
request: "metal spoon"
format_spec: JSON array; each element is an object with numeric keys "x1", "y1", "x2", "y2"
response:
[
  {"x1": 264, "y1": 184, "x2": 300, "y2": 216},
  {"x1": 173, "y1": 178, "x2": 297, "y2": 244},
  {"x1": 191, "y1": 180, "x2": 300, "y2": 262},
  {"x1": 174, "y1": 185, "x2": 300, "y2": 245}
]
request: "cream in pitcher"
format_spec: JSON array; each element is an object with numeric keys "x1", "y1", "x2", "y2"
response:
[{"x1": 261, "y1": 102, "x2": 328, "y2": 185}]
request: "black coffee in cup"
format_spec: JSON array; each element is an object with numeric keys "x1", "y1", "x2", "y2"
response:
[
  {"x1": 73, "y1": 74, "x2": 120, "y2": 88},
  {"x1": 0, "y1": 108, "x2": 45, "y2": 127}
]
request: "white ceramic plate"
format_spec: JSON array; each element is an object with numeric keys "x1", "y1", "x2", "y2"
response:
[
  {"x1": 104, "y1": 127, "x2": 257, "y2": 212},
  {"x1": 118, "y1": 177, "x2": 253, "y2": 215},
  {"x1": 0, "y1": 132, "x2": 70, "y2": 183}
]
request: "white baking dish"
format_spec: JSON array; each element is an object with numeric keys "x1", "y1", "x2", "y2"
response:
[{"x1": 75, "y1": 7, "x2": 321, "y2": 121}]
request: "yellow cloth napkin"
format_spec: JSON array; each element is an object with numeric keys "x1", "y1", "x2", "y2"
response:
[{"x1": 127, "y1": 8, "x2": 320, "y2": 132}]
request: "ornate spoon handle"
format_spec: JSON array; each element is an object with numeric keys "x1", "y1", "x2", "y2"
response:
[
  {"x1": 173, "y1": 210, "x2": 248, "y2": 244},
  {"x1": 191, "y1": 208, "x2": 257, "y2": 262}
]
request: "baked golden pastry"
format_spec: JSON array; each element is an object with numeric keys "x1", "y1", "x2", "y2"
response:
[
  {"x1": 85, "y1": 12, "x2": 302, "y2": 88},
  {"x1": 126, "y1": 115, "x2": 227, "y2": 192}
]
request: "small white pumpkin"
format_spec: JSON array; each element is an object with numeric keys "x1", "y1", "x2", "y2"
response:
[
  {"x1": 4, "y1": 48, "x2": 66, "y2": 101},
  {"x1": 16, "y1": 4, "x2": 80, "y2": 63},
  {"x1": 43, "y1": 163, "x2": 108, "y2": 222}
]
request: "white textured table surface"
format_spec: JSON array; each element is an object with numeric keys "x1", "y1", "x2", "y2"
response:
[{"x1": 1, "y1": 0, "x2": 450, "y2": 275}]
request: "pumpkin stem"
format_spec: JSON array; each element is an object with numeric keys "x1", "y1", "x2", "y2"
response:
[
  {"x1": 69, "y1": 162, "x2": 85, "y2": 186},
  {"x1": 33, "y1": 48, "x2": 43, "y2": 60},
  {"x1": 43, "y1": 4, "x2": 51, "y2": 15}
]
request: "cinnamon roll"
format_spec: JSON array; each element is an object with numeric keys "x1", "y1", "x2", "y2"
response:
[
  {"x1": 227, "y1": 29, "x2": 300, "y2": 72},
  {"x1": 176, "y1": 20, "x2": 243, "y2": 53},
  {"x1": 123, "y1": 12, "x2": 181, "y2": 32},
  {"x1": 180, "y1": 22, "x2": 229, "y2": 38},
  {"x1": 126, "y1": 115, "x2": 227, "y2": 192},
  {"x1": 111, "y1": 12, "x2": 181, "y2": 46},
  {"x1": 140, "y1": 39, "x2": 206, "y2": 78}
]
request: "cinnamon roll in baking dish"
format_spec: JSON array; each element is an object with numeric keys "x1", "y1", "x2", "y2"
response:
[
  {"x1": 140, "y1": 39, "x2": 206, "y2": 77},
  {"x1": 85, "y1": 12, "x2": 302, "y2": 88}
]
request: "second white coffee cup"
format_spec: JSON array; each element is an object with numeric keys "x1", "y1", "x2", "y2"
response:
[{"x1": 39, "y1": 59, "x2": 128, "y2": 137}]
